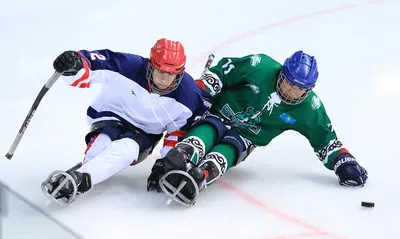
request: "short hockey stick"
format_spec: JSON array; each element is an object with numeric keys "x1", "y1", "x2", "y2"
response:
[
  {"x1": 200, "y1": 54, "x2": 215, "y2": 79},
  {"x1": 5, "y1": 71, "x2": 62, "y2": 160}
]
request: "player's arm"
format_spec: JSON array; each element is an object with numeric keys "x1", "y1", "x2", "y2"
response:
[
  {"x1": 53, "y1": 49, "x2": 132, "y2": 88},
  {"x1": 297, "y1": 98, "x2": 368, "y2": 187},
  {"x1": 195, "y1": 55, "x2": 256, "y2": 97}
]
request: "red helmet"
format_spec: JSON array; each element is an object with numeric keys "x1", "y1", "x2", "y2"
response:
[
  {"x1": 147, "y1": 38, "x2": 187, "y2": 94},
  {"x1": 150, "y1": 38, "x2": 186, "y2": 73}
]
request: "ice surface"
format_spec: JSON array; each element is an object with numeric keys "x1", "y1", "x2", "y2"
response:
[{"x1": 1, "y1": 0, "x2": 399, "y2": 238}]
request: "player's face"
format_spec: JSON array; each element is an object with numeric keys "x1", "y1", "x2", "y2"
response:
[
  {"x1": 152, "y1": 69, "x2": 177, "y2": 90},
  {"x1": 280, "y1": 78, "x2": 307, "y2": 100}
]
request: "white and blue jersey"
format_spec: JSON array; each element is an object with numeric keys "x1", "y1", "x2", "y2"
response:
[{"x1": 61, "y1": 49, "x2": 206, "y2": 157}]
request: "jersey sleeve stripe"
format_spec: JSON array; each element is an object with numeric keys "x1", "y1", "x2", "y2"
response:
[{"x1": 70, "y1": 55, "x2": 91, "y2": 87}]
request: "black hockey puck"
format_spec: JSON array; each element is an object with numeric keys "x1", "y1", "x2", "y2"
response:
[{"x1": 361, "y1": 201, "x2": 374, "y2": 208}]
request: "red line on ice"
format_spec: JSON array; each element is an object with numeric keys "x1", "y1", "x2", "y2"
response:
[
  {"x1": 187, "y1": 0, "x2": 385, "y2": 70},
  {"x1": 218, "y1": 180, "x2": 346, "y2": 239}
]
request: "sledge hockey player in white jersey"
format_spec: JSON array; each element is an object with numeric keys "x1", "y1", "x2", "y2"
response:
[{"x1": 41, "y1": 38, "x2": 207, "y2": 205}]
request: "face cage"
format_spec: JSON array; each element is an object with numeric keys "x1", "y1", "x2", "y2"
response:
[
  {"x1": 276, "y1": 71, "x2": 313, "y2": 105},
  {"x1": 146, "y1": 64, "x2": 184, "y2": 95}
]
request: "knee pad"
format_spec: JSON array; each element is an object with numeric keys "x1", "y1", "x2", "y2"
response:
[
  {"x1": 219, "y1": 128, "x2": 256, "y2": 166},
  {"x1": 192, "y1": 114, "x2": 228, "y2": 141}
]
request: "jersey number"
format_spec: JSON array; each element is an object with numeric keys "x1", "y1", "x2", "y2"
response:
[
  {"x1": 90, "y1": 53, "x2": 106, "y2": 60},
  {"x1": 222, "y1": 58, "x2": 235, "y2": 74}
]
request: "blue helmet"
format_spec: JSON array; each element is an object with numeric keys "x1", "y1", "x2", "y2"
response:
[
  {"x1": 277, "y1": 51, "x2": 319, "y2": 105},
  {"x1": 282, "y1": 50, "x2": 318, "y2": 88}
]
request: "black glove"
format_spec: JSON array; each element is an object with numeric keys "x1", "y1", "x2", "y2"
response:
[
  {"x1": 147, "y1": 145, "x2": 195, "y2": 192},
  {"x1": 146, "y1": 158, "x2": 165, "y2": 192},
  {"x1": 333, "y1": 153, "x2": 368, "y2": 187},
  {"x1": 53, "y1": 51, "x2": 83, "y2": 76}
]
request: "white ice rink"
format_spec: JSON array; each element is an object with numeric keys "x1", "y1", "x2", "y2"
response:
[{"x1": 1, "y1": 0, "x2": 399, "y2": 238}]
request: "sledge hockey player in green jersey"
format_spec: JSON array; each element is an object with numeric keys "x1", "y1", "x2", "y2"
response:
[{"x1": 147, "y1": 51, "x2": 368, "y2": 207}]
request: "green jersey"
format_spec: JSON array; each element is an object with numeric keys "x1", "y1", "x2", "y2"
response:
[{"x1": 200, "y1": 54, "x2": 345, "y2": 170}]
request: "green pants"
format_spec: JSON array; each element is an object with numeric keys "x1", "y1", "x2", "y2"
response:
[{"x1": 180, "y1": 123, "x2": 237, "y2": 186}]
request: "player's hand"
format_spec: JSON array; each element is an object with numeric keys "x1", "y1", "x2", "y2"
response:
[
  {"x1": 53, "y1": 51, "x2": 83, "y2": 76},
  {"x1": 333, "y1": 153, "x2": 368, "y2": 187},
  {"x1": 146, "y1": 158, "x2": 166, "y2": 192}
]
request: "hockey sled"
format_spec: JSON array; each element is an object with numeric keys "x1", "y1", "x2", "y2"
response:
[
  {"x1": 41, "y1": 171, "x2": 78, "y2": 206},
  {"x1": 159, "y1": 170, "x2": 199, "y2": 207}
]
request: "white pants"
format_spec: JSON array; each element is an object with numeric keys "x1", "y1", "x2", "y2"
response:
[{"x1": 77, "y1": 133, "x2": 140, "y2": 185}]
